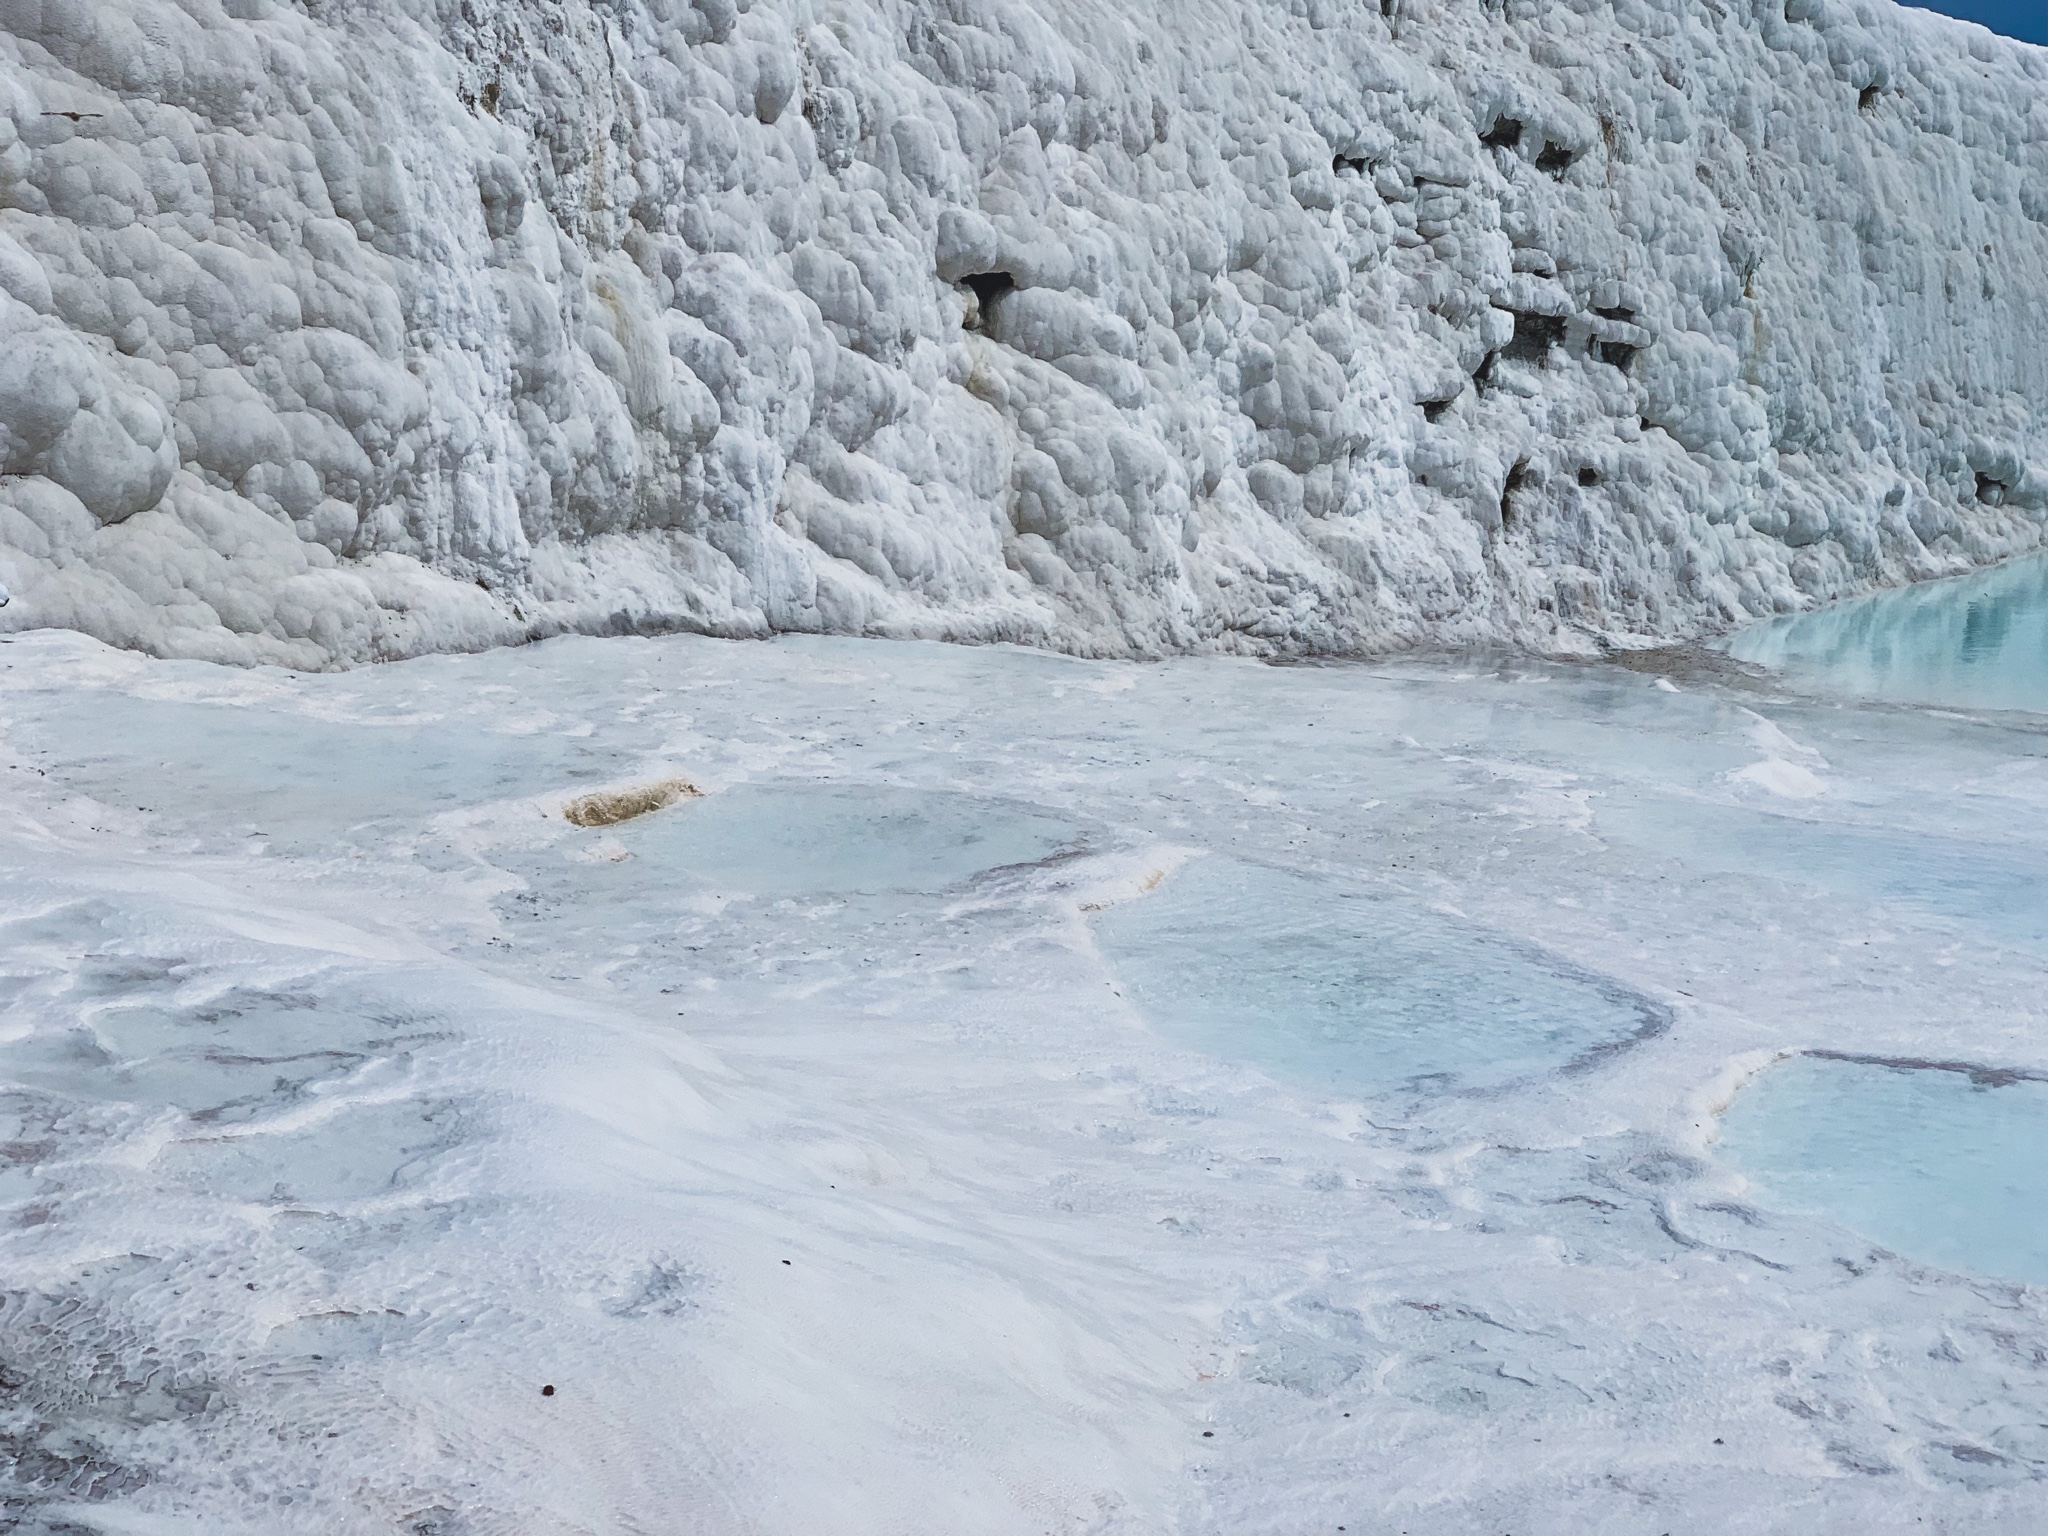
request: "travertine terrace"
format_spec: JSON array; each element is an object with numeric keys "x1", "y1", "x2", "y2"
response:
[{"x1": 0, "y1": 0, "x2": 2043, "y2": 666}]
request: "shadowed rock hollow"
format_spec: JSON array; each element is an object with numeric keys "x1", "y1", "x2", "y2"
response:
[{"x1": 0, "y1": 0, "x2": 2043, "y2": 666}]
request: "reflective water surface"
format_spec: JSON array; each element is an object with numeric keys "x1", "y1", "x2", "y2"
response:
[{"x1": 1728, "y1": 553, "x2": 2048, "y2": 712}]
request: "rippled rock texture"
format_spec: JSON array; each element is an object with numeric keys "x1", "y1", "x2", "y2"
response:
[{"x1": 0, "y1": 0, "x2": 2043, "y2": 665}]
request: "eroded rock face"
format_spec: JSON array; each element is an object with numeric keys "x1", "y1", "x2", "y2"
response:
[{"x1": 0, "y1": 0, "x2": 2042, "y2": 666}]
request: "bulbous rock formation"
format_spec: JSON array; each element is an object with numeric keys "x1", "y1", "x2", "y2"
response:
[{"x1": 0, "y1": 0, "x2": 2042, "y2": 666}]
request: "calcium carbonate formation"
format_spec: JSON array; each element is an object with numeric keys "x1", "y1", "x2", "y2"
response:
[{"x1": 0, "y1": 0, "x2": 2042, "y2": 666}]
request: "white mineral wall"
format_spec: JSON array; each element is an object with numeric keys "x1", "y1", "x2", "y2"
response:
[{"x1": 0, "y1": 0, "x2": 2042, "y2": 667}]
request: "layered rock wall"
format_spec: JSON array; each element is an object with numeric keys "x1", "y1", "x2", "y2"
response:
[{"x1": 0, "y1": 0, "x2": 2043, "y2": 665}]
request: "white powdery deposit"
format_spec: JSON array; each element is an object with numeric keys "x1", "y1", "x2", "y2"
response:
[
  {"x1": 7, "y1": 626, "x2": 2048, "y2": 1531},
  {"x1": 0, "y1": 0, "x2": 2043, "y2": 666}
]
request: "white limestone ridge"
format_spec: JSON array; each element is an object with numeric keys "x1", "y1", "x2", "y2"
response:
[{"x1": 0, "y1": 0, "x2": 2042, "y2": 667}]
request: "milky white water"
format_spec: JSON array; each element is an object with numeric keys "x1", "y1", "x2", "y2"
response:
[{"x1": 3, "y1": 624, "x2": 2047, "y2": 1532}]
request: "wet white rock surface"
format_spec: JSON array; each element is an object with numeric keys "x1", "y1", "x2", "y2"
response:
[
  {"x1": 3, "y1": 626, "x2": 2047, "y2": 1530},
  {"x1": 0, "y1": 0, "x2": 2044, "y2": 666}
]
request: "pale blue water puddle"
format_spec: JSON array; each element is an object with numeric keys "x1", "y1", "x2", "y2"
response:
[
  {"x1": 19, "y1": 680, "x2": 1079, "y2": 895},
  {"x1": 16, "y1": 692, "x2": 618, "y2": 848},
  {"x1": 493, "y1": 783, "x2": 1083, "y2": 996},
  {"x1": 1728, "y1": 552, "x2": 2048, "y2": 712},
  {"x1": 1720, "y1": 1054, "x2": 2048, "y2": 1286},
  {"x1": 1091, "y1": 859, "x2": 1664, "y2": 1096},
  {"x1": 1596, "y1": 795, "x2": 2048, "y2": 949},
  {"x1": 621, "y1": 784, "x2": 1077, "y2": 898}
]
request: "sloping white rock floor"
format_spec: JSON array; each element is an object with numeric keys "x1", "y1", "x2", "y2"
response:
[{"x1": 2, "y1": 586, "x2": 2047, "y2": 1531}]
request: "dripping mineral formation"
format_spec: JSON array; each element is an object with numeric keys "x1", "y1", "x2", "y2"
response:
[{"x1": 0, "y1": 0, "x2": 2042, "y2": 666}]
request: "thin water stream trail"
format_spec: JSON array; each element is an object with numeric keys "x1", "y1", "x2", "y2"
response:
[{"x1": 0, "y1": 626, "x2": 2045, "y2": 1532}]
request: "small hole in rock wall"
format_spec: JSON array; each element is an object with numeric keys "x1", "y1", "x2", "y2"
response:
[
  {"x1": 1480, "y1": 117, "x2": 1523, "y2": 152},
  {"x1": 960, "y1": 271, "x2": 1015, "y2": 330},
  {"x1": 1501, "y1": 459, "x2": 1531, "y2": 528},
  {"x1": 1503, "y1": 311, "x2": 1565, "y2": 366}
]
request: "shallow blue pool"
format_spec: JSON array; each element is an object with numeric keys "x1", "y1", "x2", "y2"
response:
[
  {"x1": 631, "y1": 783, "x2": 1075, "y2": 897},
  {"x1": 1595, "y1": 795, "x2": 2048, "y2": 951},
  {"x1": 1728, "y1": 552, "x2": 2048, "y2": 712},
  {"x1": 1090, "y1": 858, "x2": 1662, "y2": 1096},
  {"x1": 1719, "y1": 1053, "x2": 2048, "y2": 1285}
]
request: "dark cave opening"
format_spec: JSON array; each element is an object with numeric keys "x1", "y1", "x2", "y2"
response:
[
  {"x1": 960, "y1": 271, "x2": 1015, "y2": 330},
  {"x1": 1503, "y1": 311, "x2": 1566, "y2": 366},
  {"x1": 1501, "y1": 459, "x2": 1532, "y2": 529},
  {"x1": 1471, "y1": 348, "x2": 1500, "y2": 395},
  {"x1": 1480, "y1": 117, "x2": 1524, "y2": 152}
]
